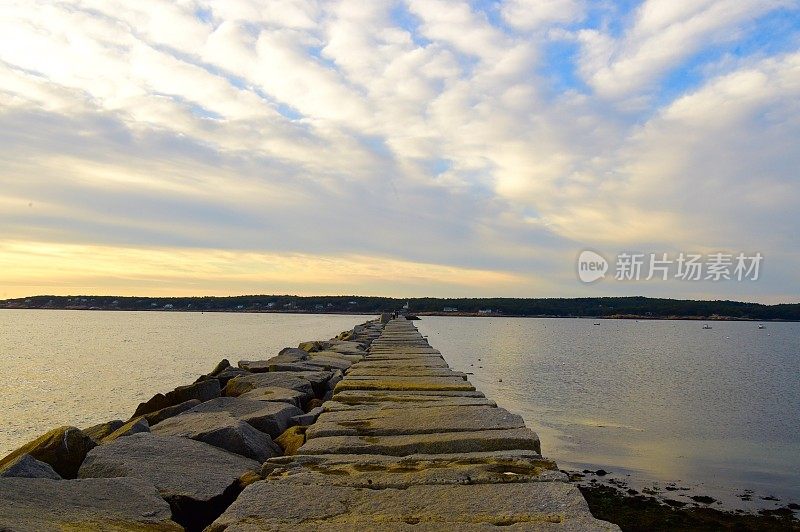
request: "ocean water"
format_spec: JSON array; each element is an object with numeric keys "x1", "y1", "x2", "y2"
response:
[
  {"x1": 417, "y1": 316, "x2": 800, "y2": 509},
  {"x1": 0, "y1": 310, "x2": 363, "y2": 456}
]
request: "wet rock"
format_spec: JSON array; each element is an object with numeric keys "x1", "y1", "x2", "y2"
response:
[
  {"x1": 0, "y1": 454, "x2": 61, "y2": 479},
  {"x1": 691, "y1": 495, "x2": 716, "y2": 504},
  {"x1": 79, "y1": 433, "x2": 259, "y2": 531},
  {"x1": 132, "y1": 378, "x2": 221, "y2": 417},
  {"x1": 83, "y1": 419, "x2": 124, "y2": 441},
  {"x1": 275, "y1": 426, "x2": 306, "y2": 456},
  {"x1": 102, "y1": 417, "x2": 150, "y2": 442},
  {"x1": 0, "y1": 477, "x2": 180, "y2": 531},
  {"x1": 152, "y1": 410, "x2": 280, "y2": 461},
  {"x1": 0, "y1": 426, "x2": 96, "y2": 479},
  {"x1": 180, "y1": 397, "x2": 302, "y2": 439}
]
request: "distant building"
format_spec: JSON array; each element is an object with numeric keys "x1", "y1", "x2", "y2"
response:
[
  {"x1": 164, "y1": 304, "x2": 173, "y2": 309},
  {"x1": 402, "y1": 301, "x2": 410, "y2": 310},
  {"x1": 236, "y1": 304, "x2": 244, "y2": 309},
  {"x1": 314, "y1": 304, "x2": 324, "y2": 310},
  {"x1": 478, "y1": 309, "x2": 492, "y2": 315},
  {"x1": 443, "y1": 307, "x2": 458, "y2": 312}
]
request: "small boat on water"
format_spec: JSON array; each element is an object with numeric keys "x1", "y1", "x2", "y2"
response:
[
  {"x1": 702, "y1": 324, "x2": 712, "y2": 330},
  {"x1": 758, "y1": 324, "x2": 765, "y2": 329}
]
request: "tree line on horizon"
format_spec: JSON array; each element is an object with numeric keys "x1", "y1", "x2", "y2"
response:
[{"x1": 1, "y1": 295, "x2": 799, "y2": 320}]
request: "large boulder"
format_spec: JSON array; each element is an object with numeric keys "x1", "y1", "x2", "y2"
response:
[
  {"x1": 144, "y1": 398, "x2": 202, "y2": 426},
  {"x1": 83, "y1": 419, "x2": 124, "y2": 441},
  {"x1": 79, "y1": 433, "x2": 259, "y2": 531},
  {"x1": 102, "y1": 417, "x2": 150, "y2": 442},
  {"x1": 0, "y1": 477, "x2": 180, "y2": 530},
  {"x1": 180, "y1": 397, "x2": 302, "y2": 439},
  {"x1": 278, "y1": 347, "x2": 310, "y2": 360},
  {"x1": 0, "y1": 454, "x2": 61, "y2": 479},
  {"x1": 152, "y1": 411, "x2": 280, "y2": 461},
  {"x1": 223, "y1": 372, "x2": 322, "y2": 398},
  {"x1": 238, "y1": 386, "x2": 310, "y2": 407},
  {"x1": 132, "y1": 378, "x2": 221, "y2": 417},
  {"x1": 0, "y1": 426, "x2": 96, "y2": 479}
]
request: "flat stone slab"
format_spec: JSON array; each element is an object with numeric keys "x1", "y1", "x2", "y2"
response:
[
  {"x1": 306, "y1": 405, "x2": 526, "y2": 438},
  {"x1": 334, "y1": 377, "x2": 475, "y2": 393},
  {"x1": 208, "y1": 479, "x2": 618, "y2": 531},
  {"x1": 355, "y1": 358, "x2": 449, "y2": 368},
  {"x1": 0, "y1": 477, "x2": 180, "y2": 531},
  {"x1": 346, "y1": 367, "x2": 467, "y2": 378},
  {"x1": 298, "y1": 428, "x2": 541, "y2": 456},
  {"x1": 332, "y1": 390, "x2": 486, "y2": 404},
  {"x1": 262, "y1": 451, "x2": 564, "y2": 487},
  {"x1": 323, "y1": 397, "x2": 496, "y2": 411},
  {"x1": 311, "y1": 350, "x2": 364, "y2": 363},
  {"x1": 180, "y1": 397, "x2": 302, "y2": 438}
]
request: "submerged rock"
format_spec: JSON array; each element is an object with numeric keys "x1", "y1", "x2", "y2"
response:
[
  {"x1": 0, "y1": 454, "x2": 61, "y2": 480},
  {"x1": 0, "y1": 426, "x2": 96, "y2": 479},
  {"x1": 0, "y1": 476, "x2": 180, "y2": 530}
]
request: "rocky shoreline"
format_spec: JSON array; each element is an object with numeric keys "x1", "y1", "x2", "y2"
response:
[{"x1": 0, "y1": 316, "x2": 618, "y2": 530}]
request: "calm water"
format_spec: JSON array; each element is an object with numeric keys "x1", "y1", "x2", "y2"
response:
[
  {"x1": 2, "y1": 311, "x2": 798, "y2": 510},
  {"x1": 0, "y1": 310, "x2": 363, "y2": 456},
  {"x1": 417, "y1": 316, "x2": 800, "y2": 508}
]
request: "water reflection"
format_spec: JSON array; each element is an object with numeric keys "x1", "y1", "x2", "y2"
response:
[{"x1": 417, "y1": 316, "x2": 800, "y2": 504}]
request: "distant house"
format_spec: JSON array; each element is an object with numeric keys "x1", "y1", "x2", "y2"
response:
[
  {"x1": 349, "y1": 301, "x2": 358, "y2": 305},
  {"x1": 478, "y1": 309, "x2": 492, "y2": 315},
  {"x1": 443, "y1": 307, "x2": 458, "y2": 312},
  {"x1": 236, "y1": 304, "x2": 244, "y2": 309},
  {"x1": 314, "y1": 304, "x2": 324, "y2": 310},
  {"x1": 267, "y1": 302, "x2": 276, "y2": 308},
  {"x1": 164, "y1": 304, "x2": 174, "y2": 309}
]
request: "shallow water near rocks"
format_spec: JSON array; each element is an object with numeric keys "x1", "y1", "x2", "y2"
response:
[
  {"x1": 416, "y1": 316, "x2": 800, "y2": 513},
  {"x1": 0, "y1": 309, "x2": 363, "y2": 456}
]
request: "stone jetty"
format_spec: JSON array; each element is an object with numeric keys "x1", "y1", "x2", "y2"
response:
[{"x1": 0, "y1": 316, "x2": 617, "y2": 531}]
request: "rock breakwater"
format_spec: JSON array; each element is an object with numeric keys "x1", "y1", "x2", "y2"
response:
[{"x1": 0, "y1": 317, "x2": 617, "y2": 530}]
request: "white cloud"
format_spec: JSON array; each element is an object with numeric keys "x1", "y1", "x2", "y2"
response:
[
  {"x1": 501, "y1": 0, "x2": 585, "y2": 31},
  {"x1": 0, "y1": 0, "x2": 798, "y2": 300},
  {"x1": 575, "y1": 0, "x2": 794, "y2": 97}
]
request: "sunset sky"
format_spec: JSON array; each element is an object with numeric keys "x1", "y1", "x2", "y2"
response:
[{"x1": 1, "y1": 0, "x2": 798, "y2": 302}]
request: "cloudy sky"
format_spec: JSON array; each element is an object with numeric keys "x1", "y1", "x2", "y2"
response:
[{"x1": 1, "y1": 0, "x2": 798, "y2": 302}]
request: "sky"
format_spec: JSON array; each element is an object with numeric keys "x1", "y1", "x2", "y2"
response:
[{"x1": 0, "y1": 0, "x2": 799, "y2": 302}]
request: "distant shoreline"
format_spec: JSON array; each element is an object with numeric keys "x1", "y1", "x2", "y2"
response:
[{"x1": 1, "y1": 306, "x2": 798, "y2": 322}]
